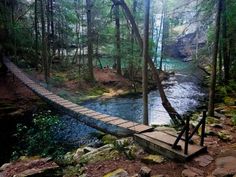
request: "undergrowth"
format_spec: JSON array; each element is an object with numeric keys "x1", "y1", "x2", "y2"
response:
[{"x1": 12, "y1": 111, "x2": 66, "y2": 161}]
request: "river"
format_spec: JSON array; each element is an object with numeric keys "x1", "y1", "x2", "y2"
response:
[{"x1": 53, "y1": 58, "x2": 207, "y2": 146}]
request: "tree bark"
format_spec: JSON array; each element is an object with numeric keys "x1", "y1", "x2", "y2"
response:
[
  {"x1": 34, "y1": 0, "x2": 39, "y2": 69},
  {"x1": 208, "y1": 0, "x2": 222, "y2": 116},
  {"x1": 222, "y1": 0, "x2": 230, "y2": 84},
  {"x1": 114, "y1": 5, "x2": 122, "y2": 75},
  {"x1": 143, "y1": 0, "x2": 150, "y2": 125},
  {"x1": 112, "y1": 0, "x2": 183, "y2": 125},
  {"x1": 160, "y1": 0, "x2": 168, "y2": 70},
  {"x1": 40, "y1": 0, "x2": 49, "y2": 84},
  {"x1": 154, "y1": 3, "x2": 164, "y2": 66},
  {"x1": 86, "y1": 0, "x2": 95, "y2": 81}
]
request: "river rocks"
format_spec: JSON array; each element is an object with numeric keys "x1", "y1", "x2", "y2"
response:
[
  {"x1": 182, "y1": 166, "x2": 204, "y2": 177},
  {"x1": 206, "y1": 117, "x2": 221, "y2": 124},
  {"x1": 141, "y1": 155, "x2": 165, "y2": 164},
  {"x1": 103, "y1": 168, "x2": 129, "y2": 177},
  {"x1": 79, "y1": 144, "x2": 119, "y2": 164},
  {"x1": 138, "y1": 166, "x2": 151, "y2": 177},
  {"x1": 217, "y1": 130, "x2": 233, "y2": 141},
  {"x1": 0, "y1": 157, "x2": 59, "y2": 177},
  {"x1": 212, "y1": 156, "x2": 236, "y2": 177},
  {"x1": 194, "y1": 155, "x2": 214, "y2": 167},
  {"x1": 102, "y1": 134, "x2": 118, "y2": 144}
]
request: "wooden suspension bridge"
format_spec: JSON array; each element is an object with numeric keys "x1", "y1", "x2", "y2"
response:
[{"x1": 2, "y1": 57, "x2": 207, "y2": 161}]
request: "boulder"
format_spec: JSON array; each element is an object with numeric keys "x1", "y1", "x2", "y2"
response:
[
  {"x1": 217, "y1": 130, "x2": 233, "y2": 142},
  {"x1": 138, "y1": 166, "x2": 151, "y2": 177},
  {"x1": 103, "y1": 168, "x2": 129, "y2": 177},
  {"x1": 194, "y1": 155, "x2": 214, "y2": 167},
  {"x1": 212, "y1": 156, "x2": 236, "y2": 177},
  {"x1": 182, "y1": 167, "x2": 204, "y2": 177},
  {"x1": 79, "y1": 144, "x2": 119, "y2": 164},
  {"x1": 141, "y1": 155, "x2": 165, "y2": 164}
]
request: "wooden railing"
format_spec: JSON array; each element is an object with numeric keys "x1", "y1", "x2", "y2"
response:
[{"x1": 172, "y1": 111, "x2": 207, "y2": 155}]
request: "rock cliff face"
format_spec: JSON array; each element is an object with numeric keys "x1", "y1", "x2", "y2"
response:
[{"x1": 164, "y1": 24, "x2": 207, "y2": 60}]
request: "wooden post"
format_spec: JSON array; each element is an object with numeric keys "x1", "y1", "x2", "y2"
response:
[
  {"x1": 200, "y1": 111, "x2": 206, "y2": 146},
  {"x1": 184, "y1": 116, "x2": 190, "y2": 155}
]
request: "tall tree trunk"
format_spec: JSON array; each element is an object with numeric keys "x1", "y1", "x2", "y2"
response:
[
  {"x1": 218, "y1": 43, "x2": 223, "y2": 83},
  {"x1": 195, "y1": 0, "x2": 199, "y2": 60},
  {"x1": 160, "y1": 0, "x2": 168, "y2": 70},
  {"x1": 34, "y1": 0, "x2": 39, "y2": 68},
  {"x1": 50, "y1": 0, "x2": 55, "y2": 56},
  {"x1": 131, "y1": 0, "x2": 137, "y2": 58},
  {"x1": 112, "y1": 0, "x2": 184, "y2": 125},
  {"x1": 143, "y1": 0, "x2": 150, "y2": 125},
  {"x1": 86, "y1": 0, "x2": 94, "y2": 81},
  {"x1": 114, "y1": 5, "x2": 121, "y2": 75},
  {"x1": 222, "y1": 0, "x2": 229, "y2": 84},
  {"x1": 154, "y1": 4, "x2": 164, "y2": 66},
  {"x1": 208, "y1": 0, "x2": 222, "y2": 116},
  {"x1": 40, "y1": 0, "x2": 49, "y2": 84}
]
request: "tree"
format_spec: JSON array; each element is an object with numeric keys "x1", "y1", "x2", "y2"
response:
[
  {"x1": 40, "y1": 0, "x2": 49, "y2": 83},
  {"x1": 34, "y1": 0, "x2": 39, "y2": 69},
  {"x1": 208, "y1": 0, "x2": 222, "y2": 116},
  {"x1": 159, "y1": 0, "x2": 168, "y2": 70},
  {"x1": 86, "y1": 0, "x2": 95, "y2": 81},
  {"x1": 142, "y1": 0, "x2": 150, "y2": 125},
  {"x1": 114, "y1": 4, "x2": 121, "y2": 75},
  {"x1": 222, "y1": 0, "x2": 229, "y2": 84}
]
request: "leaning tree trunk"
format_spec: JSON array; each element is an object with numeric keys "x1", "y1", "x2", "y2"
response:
[
  {"x1": 112, "y1": 0, "x2": 184, "y2": 125},
  {"x1": 208, "y1": 0, "x2": 222, "y2": 116}
]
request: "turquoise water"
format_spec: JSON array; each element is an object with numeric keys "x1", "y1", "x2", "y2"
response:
[
  {"x1": 83, "y1": 58, "x2": 205, "y2": 125},
  {"x1": 54, "y1": 58, "x2": 206, "y2": 146}
]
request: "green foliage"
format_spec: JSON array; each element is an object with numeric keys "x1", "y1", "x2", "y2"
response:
[
  {"x1": 232, "y1": 114, "x2": 236, "y2": 126},
  {"x1": 12, "y1": 111, "x2": 65, "y2": 160},
  {"x1": 113, "y1": 140, "x2": 136, "y2": 160},
  {"x1": 63, "y1": 165, "x2": 85, "y2": 177}
]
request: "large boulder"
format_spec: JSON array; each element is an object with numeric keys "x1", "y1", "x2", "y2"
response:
[
  {"x1": 212, "y1": 156, "x2": 236, "y2": 177},
  {"x1": 79, "y1": 144, "x2": 119, "y2": 164}
]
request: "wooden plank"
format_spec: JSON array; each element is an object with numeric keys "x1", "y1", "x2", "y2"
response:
[
  {"x1": 70, "y1": 106, "x2": 85, "y2": 111},
  {"x1": 62, "y1": 103, "x2": 78, "y2": 109},
  {"x1": 109, "y1": 118, "x2": 128, "y2": 125},
  {"x1": 79, "y1": 109, "x2": 95, "y2": 114},
  {"x1": 92, "y1": 114, "x2": 110, "y2": 120},
  {"x1": 118, "y1": 121, "x2": 139, "y2": 129},
  {"x1": 83, "y1": 111, "x2": 100, "y2": 117},
  {"x1": 86, "y1": 112, "x2": 103, "y2": 117},
  {"x1": 74, "y1": 107, "x2": 91, "y2": 113},
  {"x1": 128, "y1": 124, "x2": 153, "y2": 133},
  {"x1": 134, "y1": 132, "x2": 207, "y2": 162},
  {"x1": 101, "y1": 117, "x2": 119, "y2": 123}
]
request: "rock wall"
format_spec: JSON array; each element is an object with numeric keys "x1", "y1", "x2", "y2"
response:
[{"x1": 164, "y1": 25, "x2": 207, "y2": 60}]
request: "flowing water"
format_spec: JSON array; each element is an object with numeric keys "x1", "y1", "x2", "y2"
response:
[{"x1": 83, "y1": 58, "x2": 206, "y2": 125}]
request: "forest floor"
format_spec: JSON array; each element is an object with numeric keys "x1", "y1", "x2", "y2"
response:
[
  {"x1": 0, "y1": 71, "x2": 236, "y2": 177},
  {"x1": 26, "y1": 66, "x2": 169, "y2": 102}
]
